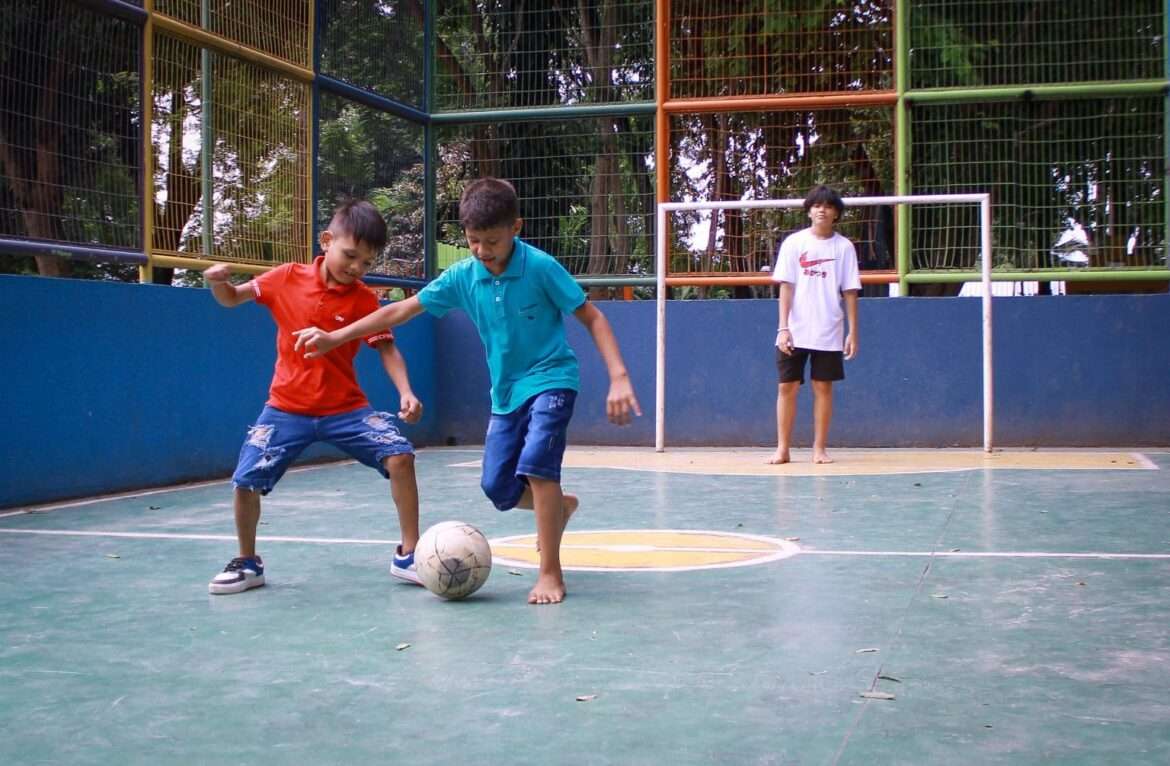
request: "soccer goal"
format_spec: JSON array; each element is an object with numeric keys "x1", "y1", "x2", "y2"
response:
[{"x1": 654, "y1": 193, "x2": 994, "y2": 453}]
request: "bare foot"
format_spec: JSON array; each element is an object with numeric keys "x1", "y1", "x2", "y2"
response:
[
  {"x1": 766, "y1": 449, "x2": 791, "y2": 465},
  {"x1": 813, "y1": 450, "x2": 834, "y2": 464},
  {"x1": 528, "y1": 573, "x2": 566, "y2": 604},
  {"x1": 537, "y1": 493, "x2": 579, "y2": 552}
]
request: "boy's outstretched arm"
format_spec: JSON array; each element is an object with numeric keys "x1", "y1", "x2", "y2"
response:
[
  {"x1": 204, "y1": 264, "x2": 256, "y2": 308},
  {"x1": 294, "y1": 294, "x2": 425, "y2": 359},
  {"x1": 573, "y1": 302, "x2": 642, "y2": 425},
  {"x1": 377, "y1": 340, "x2": 423, "y2": 424}
]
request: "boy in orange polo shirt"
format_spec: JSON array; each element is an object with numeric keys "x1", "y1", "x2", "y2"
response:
[{"x1": 203, "y1": 199, "x2": 424, "y2": 594}]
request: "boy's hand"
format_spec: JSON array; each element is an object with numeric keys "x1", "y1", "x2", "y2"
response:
[
  {"x1": 397, "y1": 393, "x2": 423, "y2": 424},
  {"x1": 778, "y1": 328, "x2": 795, "y2": 354},
  {"x1": 606, "y1": 376, "x2": 642, "y2": 426},
  {"x1": 844, "y1": 333, "x2": 858, "y2": 360},
  {"x1": 204, "y1": 264, "x2": 231, "y2": 284},
  {"x1": 292, "y1": 326, "x2": 339, "y2": 358}
]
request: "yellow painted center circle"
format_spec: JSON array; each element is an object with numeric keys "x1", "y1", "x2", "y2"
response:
[{"x1": 490, "y1": 529, "x2": 799, "y2": 572}]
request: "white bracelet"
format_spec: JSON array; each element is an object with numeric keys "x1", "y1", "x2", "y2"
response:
[{"x1": 778, "y1": 327, "x2": 790, "y2": 332}]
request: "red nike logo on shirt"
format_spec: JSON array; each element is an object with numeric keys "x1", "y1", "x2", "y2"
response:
[{"x1": 799, "y1": 253, "x2": 834, "y2": 268}]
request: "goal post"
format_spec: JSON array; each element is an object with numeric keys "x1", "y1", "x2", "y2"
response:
[{"x1": 654, "y1": 194, "x2": 994, "y2": 453}]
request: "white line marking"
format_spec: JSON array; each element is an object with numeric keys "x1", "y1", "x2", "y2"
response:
[
  {"x1": 494, "y1": 528, "x2": 793, "y2": 547},
  {"x1": 0, "y1": 529, "x2": 398, "y2": 545},
  {"x1": 2, "y1": 528, "x2": 1167, "y2": 561},
  {"x1": 801, "y1": 550, "x2": 1170, "y2": 560},
  {"x1": 1131, "y1": 452, "x2": 1159, "y2": 470},
  {"x1": 489, "y1": 557, "x2": 792, "y2": 573},
  {"x1": 494, "y1": 543, "x2": 782, "y2": 554},
  {"x1": 0, "y1": 450, "x2": 487, "y2": 517},
  {"x1": 450, "y1": 460, "x2": 980, "y2": 476},
  {"x1": 0, "y1": 461, "x2": 344, "y2": 516}
]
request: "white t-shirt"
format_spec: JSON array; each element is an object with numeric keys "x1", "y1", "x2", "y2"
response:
[{"x1": 772, "y1": 228, "x2": 861, "y2": 351}]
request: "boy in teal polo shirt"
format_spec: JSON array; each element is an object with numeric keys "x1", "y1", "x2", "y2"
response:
[{"x1": 293, "y1": 178, "x2": 641, "y2": 604}]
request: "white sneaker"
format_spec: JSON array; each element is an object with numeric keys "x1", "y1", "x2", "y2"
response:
[
  {"x1": 390, "y1": 546, "x2": 422, "y2": 585},
  {"x1": 209, "y1": 556, "x2": 265, "y2": 594}
]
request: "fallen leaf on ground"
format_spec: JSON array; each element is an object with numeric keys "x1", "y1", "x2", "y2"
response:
[
  {"x1": 576, "y1": 694, "x2": 597, "y2": 702},
  {"x1": 855, "y1": 647, "x2": 880, "y2": 654},
  {"x1": 859, "y1": 691, "x2": 896, "y2": 700},
  {"x1": 395, "y1": 643, "x2": 411, "y2": 651}
]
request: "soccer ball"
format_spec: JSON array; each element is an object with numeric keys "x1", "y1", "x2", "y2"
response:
[{"x1": 415, "y1": 521, "x2": 492, "y2": 600}]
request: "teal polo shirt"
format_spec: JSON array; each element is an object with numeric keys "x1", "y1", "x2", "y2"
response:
[{"x1": 418, "y1": 238, "x2": 587, "y2": 414}]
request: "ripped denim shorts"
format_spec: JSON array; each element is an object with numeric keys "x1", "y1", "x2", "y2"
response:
[{"x1": 231, "y1": 405, "x2": 414, "y2": 495}]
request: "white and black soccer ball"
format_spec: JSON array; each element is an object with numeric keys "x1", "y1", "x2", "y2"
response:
[{"x1": 415, "y1": 521, "x2": 492, "y2": 600}]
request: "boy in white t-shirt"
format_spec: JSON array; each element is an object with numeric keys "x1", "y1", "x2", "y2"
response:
[{"x1": 768, "y1": 185, "x2": 860, "y2": 465}]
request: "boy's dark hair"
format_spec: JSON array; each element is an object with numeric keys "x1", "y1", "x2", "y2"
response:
[
  {"x1": 329, "y1": 199, "x2": 388, "y2": 253},
  {"x1": 459, "y1": 178, "x2": 520, "y2": 230},
  {"x1": 803, "y1": 185, "x2": 845, "y2": 217}
]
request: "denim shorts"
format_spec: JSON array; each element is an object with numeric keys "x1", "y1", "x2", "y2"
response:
[
  {"x1": 232, "y1": 405, "x2": 414, "y2": 495},
  {"x1": 480, "y1": 389, "x2": 576, "y2": 510}
]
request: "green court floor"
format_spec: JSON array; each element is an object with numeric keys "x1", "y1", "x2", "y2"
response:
[{"x1": 2, "y1": 449, "x2": 1168, "y2": 765}]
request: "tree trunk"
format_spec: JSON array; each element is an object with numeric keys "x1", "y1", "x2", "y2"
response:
[
  {"x1": 0, "y1": 52, "x2": 71, "y2": 276},
  {"x1": 579, "y1": 0, "x2": 619, "y2": 295}
]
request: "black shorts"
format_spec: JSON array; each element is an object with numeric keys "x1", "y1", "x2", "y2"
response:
[{"x1": 777, "y1": 347, "x2": 845, "y2": 384}]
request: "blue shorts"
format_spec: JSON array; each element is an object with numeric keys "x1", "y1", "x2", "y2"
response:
[
  {"x1": 480, "y1": 389, "x2": 576, "y2": 510},
  {"x1": 232, "y1": 405, "x2": 414, "y2": 495}
]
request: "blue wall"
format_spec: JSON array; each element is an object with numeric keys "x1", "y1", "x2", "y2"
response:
[
  {"x1": 2, "y1": 274, "x2": 1168, "y2": 507},
  {"x1": 435, "y1": 295, "x2": 1170, "y2": 449},
  {"x1": 0, "y1": 275, "x2": 437, "y2": 507}
]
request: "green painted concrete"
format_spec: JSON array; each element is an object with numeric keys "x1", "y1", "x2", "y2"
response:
[{"x1": 1, "y1": 451, "x2": 1168, "y2": 764}]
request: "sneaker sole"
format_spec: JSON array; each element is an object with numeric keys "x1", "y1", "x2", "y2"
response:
[
  {"x1": 208, "y1": 575, "x2": 265, "y2": 595},
  {"x1": 390, "y1": 568, "x2": 423, "y2": 586}
]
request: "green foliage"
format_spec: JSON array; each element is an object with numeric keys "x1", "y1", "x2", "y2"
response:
[
  {"x1": 6, "y1": 0, "x2": 1163, "y2": 288},
  {"x1": 676, "y1": 0, "x2": 893, "y2": 97},
  {"x1": 317, "y1": 104, "x2": 378, "y2": 213},
  {"x1": 319, "y1": 0, "x2": 424, "y2": 106},
  {"x1": 0, "y1": 2, "x2": 141, "y2": 279},
  {"x1": 910, "y1": 10, "x2": 989, "y2": 89},
  {"x1": 912, "y1": 97, "x2": 1166, "y2": 271},
  {"x1": 556, "y1": 204, "x2": 591, "y2": 261},
  {"x1": 433, "y1": 0, "x2": 654, "y2": 110},
  {"x1": 909, "y1": 0, "x2": 1162, "y2": 88},
  {"x1": 316, "y1": 94, "x2": 425, "y2": 276}
]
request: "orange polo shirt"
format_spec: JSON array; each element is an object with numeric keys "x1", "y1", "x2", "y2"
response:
[{"x1": 252, "y1": 257, "x2": 394, "y2": 416}]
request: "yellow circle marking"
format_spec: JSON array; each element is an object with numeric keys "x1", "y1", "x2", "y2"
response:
[{"x1": 490, "y1": 529, "x2": 799, "y2": 572}]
